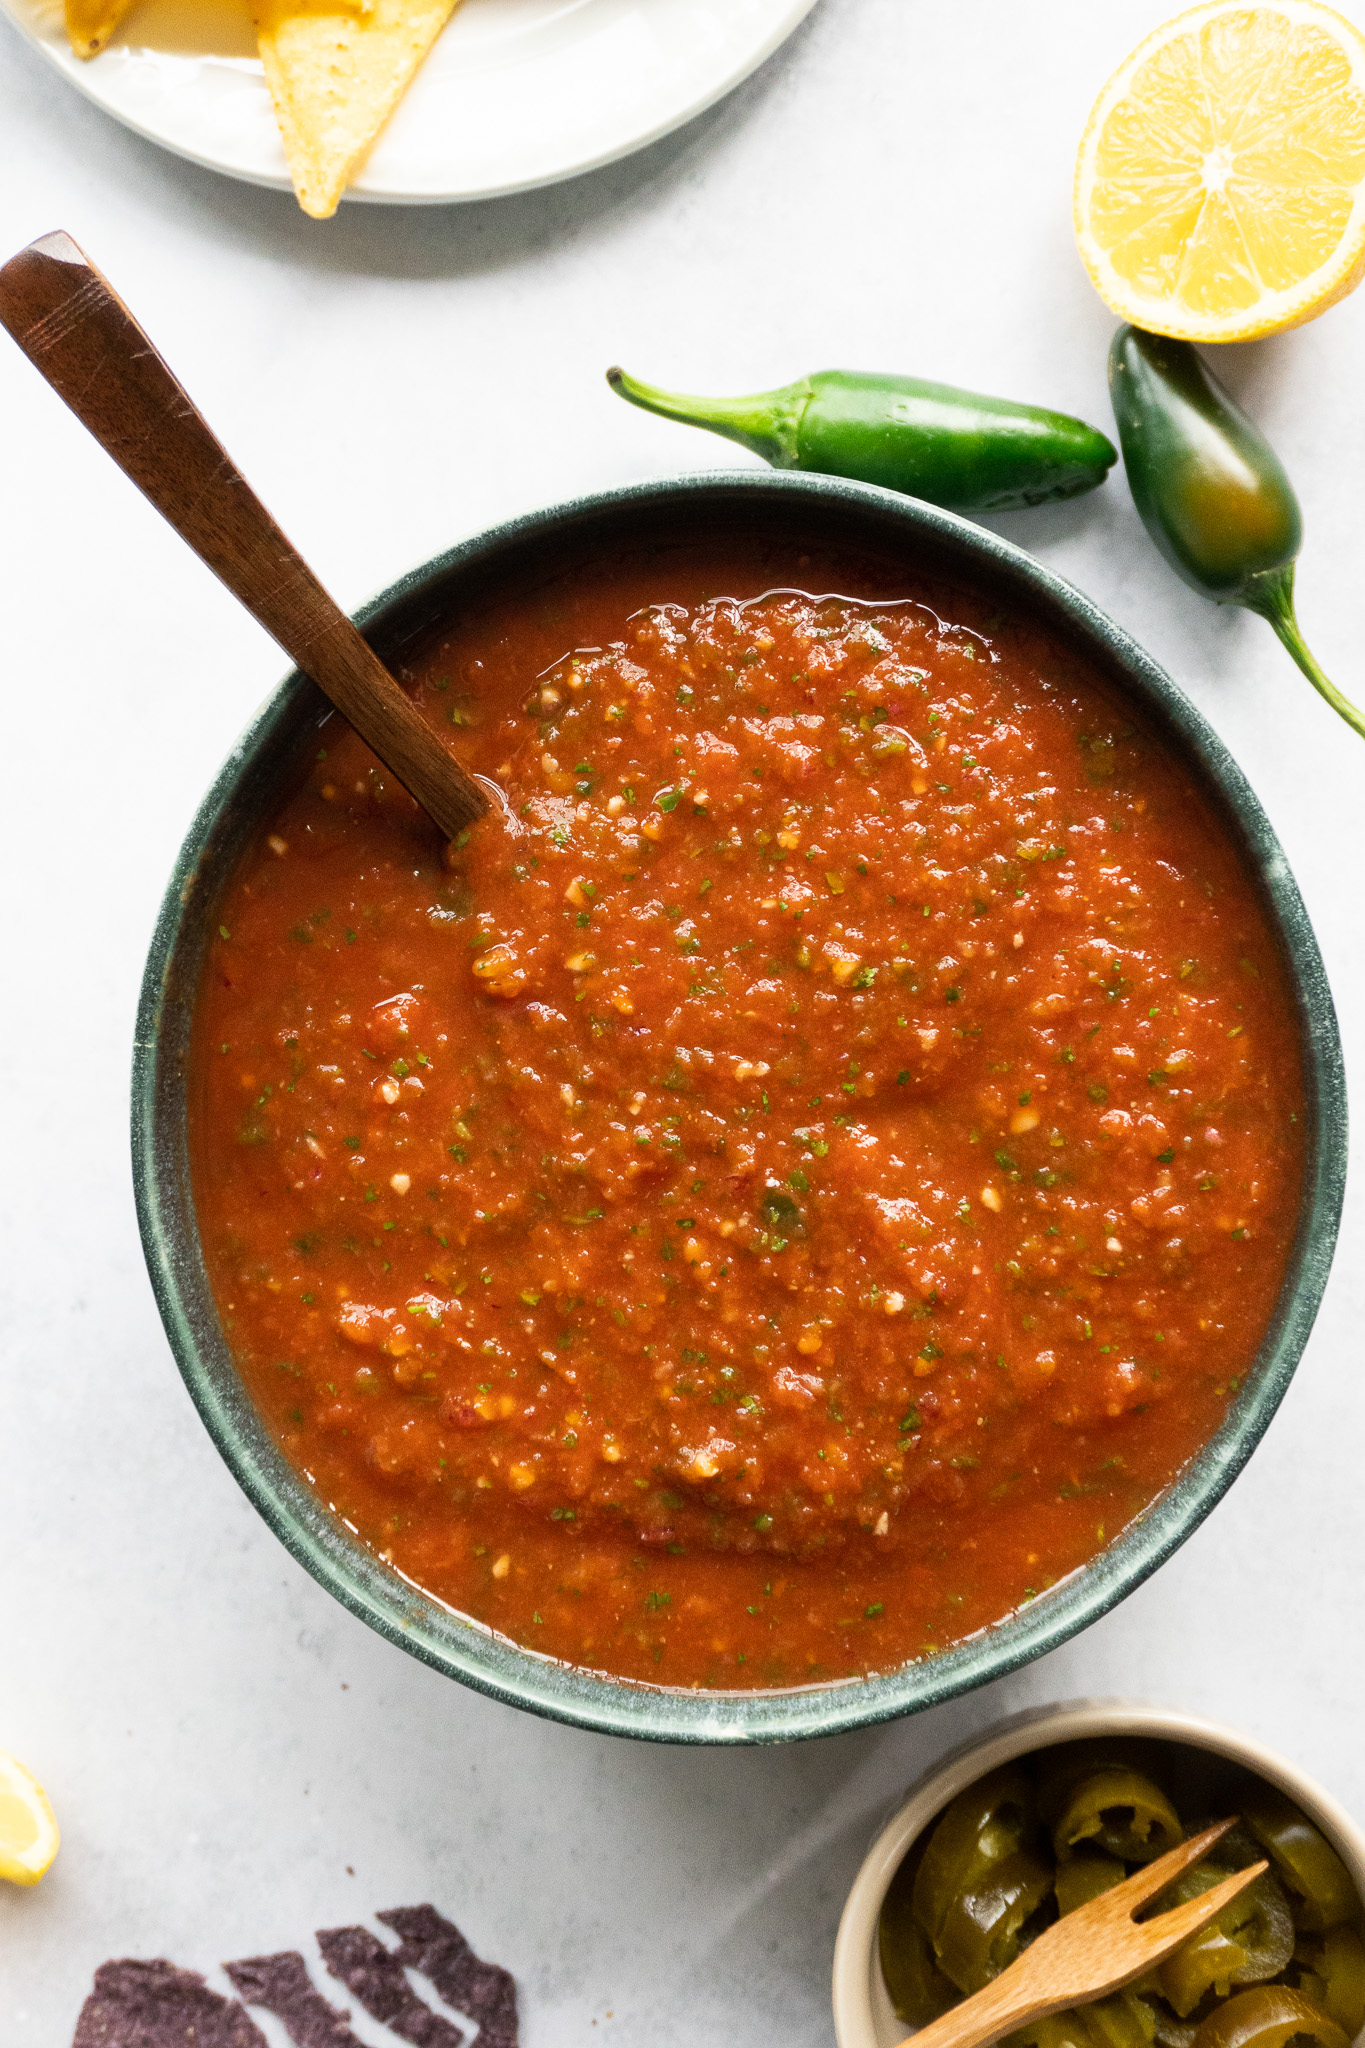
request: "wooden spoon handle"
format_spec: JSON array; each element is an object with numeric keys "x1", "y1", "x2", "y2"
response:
[
  {"x1": 0, "y1": 230, "x2": 485, "y2": 839},
  {"x1": 896, "y1": 1961, "x2": 1053, "y2": 2048}
]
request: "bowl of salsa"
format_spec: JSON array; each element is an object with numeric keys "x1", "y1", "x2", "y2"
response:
[{"x1": 133, "y1": 471, "x2": 1345, "y2": 1742}]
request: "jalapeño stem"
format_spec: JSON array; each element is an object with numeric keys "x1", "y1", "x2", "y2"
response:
[
  {"x1": 1241, "y1": 566, "x2": 1365, "y2": 745},
  {"x1": 605, "y1": 365, "x2": 810, "y2": 467}
]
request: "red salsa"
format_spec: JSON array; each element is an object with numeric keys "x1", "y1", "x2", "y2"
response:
[{"x1": 190, "y1": 540, "x2": 1304, "y2": 1689}]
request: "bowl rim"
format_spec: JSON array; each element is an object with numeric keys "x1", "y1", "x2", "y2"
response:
[
  {"x1": 831, "y1": 1698, "x2": 1365, "y2": 2048},
  {"x1": 131, "y1": 467, "x2": 1347, "y2": 1746}
]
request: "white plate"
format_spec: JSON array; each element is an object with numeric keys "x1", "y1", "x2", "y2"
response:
[{"x1": 1, "y1": 0, "x2": 821, "y2": 204}]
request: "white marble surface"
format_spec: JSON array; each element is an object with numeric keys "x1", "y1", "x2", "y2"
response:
[{"x1": 2, "y1": 3, "x2": 1363, "y2": 2041}]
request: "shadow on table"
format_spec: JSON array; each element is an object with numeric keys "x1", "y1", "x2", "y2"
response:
[
  {"x1": 535, "y1": 1670, "x2": 1028, "y2": 2025},
  {"x1": 549, "y1": 1614, "x2": 1140, "y2": 2028}
]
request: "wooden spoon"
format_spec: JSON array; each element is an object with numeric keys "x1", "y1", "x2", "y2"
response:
[
  {"x1": 898, "y1": 1821, "x2": 1267, "y2": 2048},
  {"x1": 0, "y1": 231, "x2": 486, "y2": 840}
]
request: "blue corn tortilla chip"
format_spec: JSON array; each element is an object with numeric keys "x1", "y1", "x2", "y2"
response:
[
  {"x1": 224, "y1": 1951, "x2": 367, "y2": 2046},
  {"x1": 377, "y1": 1907, "x2": 517, "y2": 2048},
  {"x1": 72, "y1": 1959, "x2": 268, "y2": 2047},
  {"x1": 317, "y1": 1924, "x2": 465, "y2": 2045}
]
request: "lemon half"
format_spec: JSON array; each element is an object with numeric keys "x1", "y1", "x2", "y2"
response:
[
  {"x1": 1075, "y1": 1, "x2": 1365, "y2": 341},
  {"x1": 0, "y1": 1751, "x2": 59, "y2": 1886}
]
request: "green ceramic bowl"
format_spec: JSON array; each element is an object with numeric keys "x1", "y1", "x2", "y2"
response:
[{"x1": 132, "y1": 471, "x2": 1346, "y2": 1745}]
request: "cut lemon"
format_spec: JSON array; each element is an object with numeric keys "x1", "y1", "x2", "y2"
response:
[
  {"x1": 1075, "y1": 1, "x2": 1365, "y2": 341},
  {"x1": 0, "y1": 1751, "x2": 59, "y2": 1886}
]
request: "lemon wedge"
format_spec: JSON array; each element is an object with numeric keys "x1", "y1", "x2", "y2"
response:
[
  {"x1": 1075, "y1": 1, "x2": 1365, "y2": 341},
  {"x1": 0, "y1": 1751, "x2": 59, "y2": 1886}
]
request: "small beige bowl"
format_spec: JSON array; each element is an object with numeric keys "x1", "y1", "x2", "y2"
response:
[{"x1": 833, "y1": 1700, "x2": 1365, "y2": 2048}]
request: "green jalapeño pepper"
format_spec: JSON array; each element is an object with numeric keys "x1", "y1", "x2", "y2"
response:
[
  {"x1": 1050, "y1": 1768, "x2": 1184, "y2": 1864},
  {"x1": 1160, "y1": 1868, "x2": 1295, "y2": 2016},
  {"x1": 1160, "y1": 1915, "x2": 1248, "y2": 2017},
  {"x1": 912, "y1": 1765, "x2": 1035, "y2": 1947},
  {"x1": 1108, "y1": 326, "x2": 1365, "y2": 743},
  {"x1": 1240, "y1": 1787, "x2": 1359, "y2": 1935},
  {"x1": 935, "y1": 1847, "x2": 1054, "y2": 1993},
  {"x1": 1036, "y1": 1740, "x2": 1173, "y2": 1817},
  {"x1": 606, "y1": 365, "x2": 1118, "y2": 513},
  {"x1": 1289, "y1": 1926, "x2": 1365, "y2": 2037},
  {"x1": 1136, "y1": 1986, "x2": 1199, "y2": 2048},
  {"x1": 1009, "y1": 1991, "x2": 1158, "y2": 2048},
  {"x1": 879, "y1": 1833, "x2": 960, "y2": 2027},
  {"x1": 1190, "y1": 1986, "x2": 1350, "y2": 2048},
  {"x1": 1056, "y1": 1846, "x2": 1128, "y2": 1917},
  {"x1": 1082, "y1": 1991, "x2": 1161, "y2": 2048},
  {"x1": 1223, "y1": 1874, "x2": 1297, "y2": 1986},
  {"x1": 1005, "y1": 2017, "x2": 1096, "y2": 2048}
]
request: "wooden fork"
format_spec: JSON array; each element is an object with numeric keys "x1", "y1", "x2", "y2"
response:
[{"x1": 898, "y1": 1820, "x2": 1268, "y2": 2048}]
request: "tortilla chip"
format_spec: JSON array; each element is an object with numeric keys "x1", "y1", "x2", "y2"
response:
[
  {"x1": 64, "y1": 0, "x2": 138, "y2": 59},
  {"x1": 254, "y1": 0, "x2": 461, "y2": 219},
  {"x1": 223, "y1": 1951, "x2": 366, "y2": 2046},
  {"x1": 317, "y1": 1923, "x2": 466, "y2": 2045},
  {"x1": 378, "y1": 1906, "x2": 518, "y2": 2048},
  {"x1": 73, "y1": 1958, "x2": 268, "y2": 2048}
]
